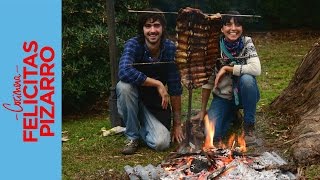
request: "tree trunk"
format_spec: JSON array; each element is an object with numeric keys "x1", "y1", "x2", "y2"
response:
[{"x1": 270, "y1": 39, "x2": 320, "y2": 164}]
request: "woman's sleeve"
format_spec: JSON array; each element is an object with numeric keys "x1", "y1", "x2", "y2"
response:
[{"x1": 233, "y1": 37, "x2": 261, "y2": 76}]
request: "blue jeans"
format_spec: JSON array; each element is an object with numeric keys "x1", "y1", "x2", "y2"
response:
[
  {"x1": 207, "y1": 74, "x2": 260, "y2": 140},
  {"x1": 116, "y1": 81, "x2": 170, "y2": 151}
]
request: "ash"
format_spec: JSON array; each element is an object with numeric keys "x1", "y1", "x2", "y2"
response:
[{"x1": 124, "y1": 151, "x2": 296, "y2": 180}]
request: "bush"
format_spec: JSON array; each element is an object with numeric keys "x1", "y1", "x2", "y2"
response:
[{"x1": 62, "y1": 0, "x2": 149, "y2": 115}]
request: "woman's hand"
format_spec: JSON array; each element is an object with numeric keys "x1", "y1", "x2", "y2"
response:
[
  {"x1": 191, "y1": 111, "x2": 205, "y2": 121},
  {"x1": 214, "y1": 66, "x2": 233, "y2": 89}
]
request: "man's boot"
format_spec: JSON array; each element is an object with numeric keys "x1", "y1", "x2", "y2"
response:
[
  {"x1": 121, "y1": 139, "x2": 139, "y2": 155},
  {"x1": 244, "y1": 123, "x2": 257, "y2": 146}
]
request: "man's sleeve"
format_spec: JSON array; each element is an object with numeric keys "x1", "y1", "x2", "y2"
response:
[{"x1": 118, "y1": 39, "x2": 147, "y2": 85}]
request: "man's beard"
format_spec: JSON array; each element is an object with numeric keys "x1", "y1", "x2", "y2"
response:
[
  {"x1": 146, "y1": 33, "x2": 161, "y2": 45},
  {"x1": 147, "y1": 38, "x2": 160, "y2": 45}
]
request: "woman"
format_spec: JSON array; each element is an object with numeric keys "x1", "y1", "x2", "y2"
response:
[{"x1": 196, "y1": 11, "x2": 261, "y2": 146}]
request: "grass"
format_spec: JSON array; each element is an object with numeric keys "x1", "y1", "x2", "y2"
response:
[
  {"x1": 62, "y1": 30, "x2": 320, "y2": 179},
  {"x1": 62, "y1": 115, "x2": 177, "y2": 179},
  {"x1": 256, "y1": 37, "x2": 313, "y2": 107}
]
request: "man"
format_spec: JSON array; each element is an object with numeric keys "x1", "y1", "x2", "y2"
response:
[{"x1": 116, "y1": 8, "x2": 185, "y2": 155}]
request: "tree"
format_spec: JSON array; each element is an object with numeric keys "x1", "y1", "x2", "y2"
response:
[{"x1": 270, "y1": 39, "x2": 320, "y2": 164}]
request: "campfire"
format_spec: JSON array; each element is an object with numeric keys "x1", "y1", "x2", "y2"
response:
[{"x1": 124, "y1": 115, "x2": 296, "y2": 179}]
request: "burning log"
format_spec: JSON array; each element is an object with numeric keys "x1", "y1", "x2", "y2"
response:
[{"x1": 207, "y1": 160, "x2": 238, "y2": 179}]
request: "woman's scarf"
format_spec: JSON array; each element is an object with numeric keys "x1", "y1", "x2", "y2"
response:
[
  {"x1": 222, "y1": 36, "x2": 244, "y2": 58},
  {"x1": 220, "y1": 36, "x2": 244, "y2": 106}
]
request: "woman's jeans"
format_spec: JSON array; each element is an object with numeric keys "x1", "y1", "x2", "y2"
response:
[
  {"x1": 207, "y1": 74, "x2": 260, "y2": 140},
  {"x1": 116, "y1": 81, "x2": 170, "y2": 151}
]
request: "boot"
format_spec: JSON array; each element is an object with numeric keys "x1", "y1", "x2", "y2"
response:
[
  {"x1": 121, "y1": 139, "x2": 139, "y2": 155},
  {"x1": 244, "y1": 123, "x2": 257, "y2": 146},
  {"x1": 233, "y1": 109, "x2": 243, "y2": 129}
]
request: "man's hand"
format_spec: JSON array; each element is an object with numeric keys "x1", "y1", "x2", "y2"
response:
[
  {"x1": 171, "y1": 123, "x2": 185, "y2": 143},
  {"x1": 142, "y1": 78, "x2": 169, "y2": 110},
  {"x1": 156, "y1": 83, "x2": 169, "y2": 109}
]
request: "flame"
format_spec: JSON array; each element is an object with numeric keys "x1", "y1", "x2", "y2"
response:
[
  {"x1": 203, "y1": 114, "x2": 215, "y2": 148},
  {"x1": 227, "y1": 134, "x2": 236, "y2": 149},
  {"x1": 237, "y1": 132, "x2": 247, "y2": 152},
  {"x1": 226, "y1": 132, "x2": 247, "y2": 153},
  {"x1": 202, "y1": 114, "x2": 248, "y2": 153}
]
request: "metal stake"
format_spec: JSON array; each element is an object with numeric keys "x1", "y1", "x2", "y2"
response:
[{"x1": 128, "y1": 10, "x2": 262, "y2": 18}]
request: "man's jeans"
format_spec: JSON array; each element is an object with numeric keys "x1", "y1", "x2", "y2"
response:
[
  {"x1": 207, "y1": 74, "x2": 260, "y2": 140},
  {"x1": 116, "y1": 81, "x2": 170, "y2": 151}
]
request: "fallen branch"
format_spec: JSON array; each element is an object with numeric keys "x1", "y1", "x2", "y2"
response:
[{"x1": 284, "y1": 132, "x2": 320, "y2": 144}]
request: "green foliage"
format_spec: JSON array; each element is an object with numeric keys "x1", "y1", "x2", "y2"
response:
[
  {"x1": 62, "y1": 0, "x2": 149, "y2": 114},
  {"x1": 305, "y1": 165, "x2": 320, "y2": 179}
]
